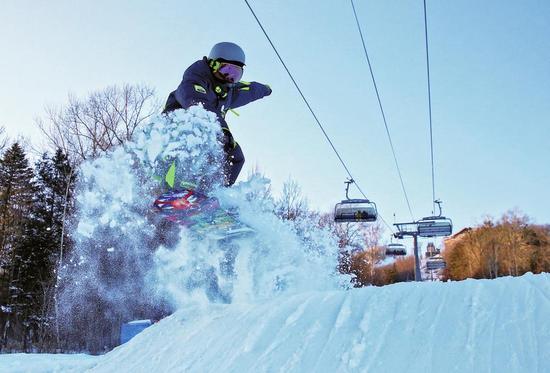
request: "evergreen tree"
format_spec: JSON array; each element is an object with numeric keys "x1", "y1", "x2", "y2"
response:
[
  {"x1": 11, "y1": 149, "x2": 76, "y2": 350},
  {"x1": 0, "y1": 142, "x2": 36, "y2": 349},
  {"x1": 0, "y1": 147, "x2": 76, "y2": 351},
  {"x1": 0, "y1": 142, "x2": 36, "y2": 275}
]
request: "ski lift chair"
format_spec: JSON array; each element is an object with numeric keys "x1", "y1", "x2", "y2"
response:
[
  {"x1": 417, "y1": 200, "x2": 453, "y2": 237},
  {"x1": 426, "y1": 257, "x2": 446, "y2": 271},
  {"x1": 334, "y1": 199, "x2": 378, "y2": 223},
  {"x1": 385, "y1": 243, "x2": 407, "y2": 256},
  {"x1": 334, "y1": 179, "x2": 378, "y2": 223},
  {"x1": 417, "y1": 216, "x2": 453, "y2": 237}
]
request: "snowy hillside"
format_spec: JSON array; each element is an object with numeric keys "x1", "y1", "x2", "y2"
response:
[{"x1": 1, "y1": 273, "x2": 549, "y2": 372}]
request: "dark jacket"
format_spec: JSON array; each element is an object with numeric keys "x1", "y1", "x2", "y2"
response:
[{"x1": 163, "y1": 57, "x2": 271, "y2": 130}]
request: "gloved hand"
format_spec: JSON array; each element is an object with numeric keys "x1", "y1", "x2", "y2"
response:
[
  {"x1": 264, "y1": 84, "x2": 272, "y2": 96},
  {"x1": 223, "y1": 129, "x2": 237, "y2": 151}
]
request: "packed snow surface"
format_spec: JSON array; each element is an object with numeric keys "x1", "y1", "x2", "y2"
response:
[{"x1": 1, "y1": 273, "x2": 549, "y2": 372}]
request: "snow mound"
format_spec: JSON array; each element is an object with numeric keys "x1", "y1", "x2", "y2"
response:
[
  {"x1": 0, "y1": 354, "x2": 96, "y2": 373},
  {"x1": 90, "y1": 273, "x2": 550, "y2": 372},
  {"x1": 3, "y1": 274, "x2": 547, "y2": 372}
]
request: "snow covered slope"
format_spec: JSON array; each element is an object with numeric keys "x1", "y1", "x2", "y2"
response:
[
  {"x1": 3, "y1": 273, "x2": 548, "y2": 372},
  {"x1": 89, "y1": 273, "x2": 550, "y2": 372}
]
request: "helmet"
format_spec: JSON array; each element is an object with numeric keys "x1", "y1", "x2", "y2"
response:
[{"x1": 208, "y1": 42, "x2": 246, "y2": 66}]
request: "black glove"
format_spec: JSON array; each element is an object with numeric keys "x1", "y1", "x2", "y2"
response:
[{"x1": 223, "y1": 129, "x2": 236, "y2": 151}]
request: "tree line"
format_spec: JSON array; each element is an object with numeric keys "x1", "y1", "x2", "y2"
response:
[
  {"x1": 441, "y1": 212, "x2": 550, "y2": 281},
  {"x1": 0, "y1": 84, "x2": 158, "y2": 352},
  {"x1": 341, "y1": 211, "x2": 550, "y2": 287},
  {"x1": 0, "y1": 143, "x2": 75, "y2": 351}
]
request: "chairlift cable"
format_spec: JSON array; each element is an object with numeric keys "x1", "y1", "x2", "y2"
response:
[
  {"x1": 350, "y1": 0, "x2": 415, "y2": 221},
  {"x1": 378, "y1": 215, "x2": 392, "y2": 232},
  {"x1": 243, "y1": 0, "x2": 359, "y2": 190},
  {"x1": 243, "y1": 0, "x2": 395, "y2": 233},
  {"x1": 423, "y1": 0, "x2": 436, "y2": 214}
]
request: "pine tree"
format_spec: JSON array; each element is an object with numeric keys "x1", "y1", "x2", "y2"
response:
[
  {"x1": 0, "y1": 142, "x2": 36, "y2": 278},
  {"x1": 0, "y1": 146, "x2": 76, "y2": 351},
  {"x1": 0, "y1": 142, "x2": 36, "y2": 349},
  {"x1": 10, "y1": 149, "x2": 76, "y2": 350},
  {"x1": 0, "y1": 143, "x2": 33, "y2": 256}
]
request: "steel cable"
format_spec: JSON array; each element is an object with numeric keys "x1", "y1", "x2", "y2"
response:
[
  {"x1": 243, "y1": 0, "x2": 395, "y2": 233},
  {"x1": 350, "y1": 0, "x2": 415, "y2": 222}
]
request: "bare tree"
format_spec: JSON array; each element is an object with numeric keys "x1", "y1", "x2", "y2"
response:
[
  {"x1": 443, "y1": 210, "x2": 549, "y2": 281},
  {"x1": 499, "y1": 211, "x2": 530, "y2": 276},
  {"x1": 275, "y1": 179, "x2": 309, "y2": 221},
  {"x1": 245, "y1": 166, "x2": 274, "y2": 207},
  {"x1": 37, "y1": 84, "x2": 160, "y2": 163},
  {"x1": 361, "y1": 222, "x2": 384, "y2": 250},
  {"x1": 351, "y1": 246, "x2": 386, "y2": 286},
  {"x1": 319, "y1": 214, "x2": 383, "y2": 251},
  {"x1": 332, "y1": 221, "x2": 364, "y2": 249},
  {"x1": 478, "y1": 222, "x2": 499, "y2": 279},
  {"x1": 0, "y1": 126, "x2": 8, "y2": 154}
]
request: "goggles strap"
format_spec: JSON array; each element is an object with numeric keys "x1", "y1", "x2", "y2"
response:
[{"x1": 209, "y1": 59, "x2": 222, "y2": 72}]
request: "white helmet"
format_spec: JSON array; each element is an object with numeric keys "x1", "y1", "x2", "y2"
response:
[{"x1": 208, "y1": 42, "x2": 245, "y2": 66}]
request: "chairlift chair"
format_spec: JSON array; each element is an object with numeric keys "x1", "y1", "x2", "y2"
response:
[
  {"x1": 334, "y1": 179, "x2": 378, "y2": 223},
  {"x1": 334, "y1": 199, "x2": 378, "y2": 223},
  {"x1": 385, "y1": 243, "x2": 406, "y2": 256},
  {"x1": 417, "y1": 200, "x2": 453, "y2": 237},
  {"x1": 426, "y1": 257, "x2": 446, "y2": 271},
  {"x1": 417, "y1": 216, "x2": 453, "y2": 237}
]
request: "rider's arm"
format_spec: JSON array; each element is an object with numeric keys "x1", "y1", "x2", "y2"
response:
[{"x1": 227, "y1": 81, "x2": 272, "y2": 110}]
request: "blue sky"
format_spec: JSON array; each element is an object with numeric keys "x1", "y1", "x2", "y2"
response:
[{"x1": 1, "y1": 0, "x2": 549, "y2": 238}]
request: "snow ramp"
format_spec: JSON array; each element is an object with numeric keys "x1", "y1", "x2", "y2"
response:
[{"x1": 87, "y1": 273, "x2": 549, "y2": 373}]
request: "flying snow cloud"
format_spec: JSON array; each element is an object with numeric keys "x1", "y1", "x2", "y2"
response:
[{"x1": 58, "y1": 106, "x2": 347, "y2": 332}]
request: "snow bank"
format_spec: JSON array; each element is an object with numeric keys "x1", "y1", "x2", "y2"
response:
[
  {"x1": 0, "y1": 353, "x2": 96, "y2": 372},
  {"x1": 89, "y1": 273, "x2": 550, "y2": 372},
  {"x1": 4, "y1": 273, "x2": 546, "y2": 372}
]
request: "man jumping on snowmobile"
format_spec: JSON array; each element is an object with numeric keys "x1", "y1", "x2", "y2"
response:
[{"x1": 163, "y1": 42, "x2": 272, "y2": 186}]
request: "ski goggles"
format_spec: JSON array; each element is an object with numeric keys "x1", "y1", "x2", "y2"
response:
[{"x1": 218, "y1": 62, "x2": 243, "y2": 83}]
